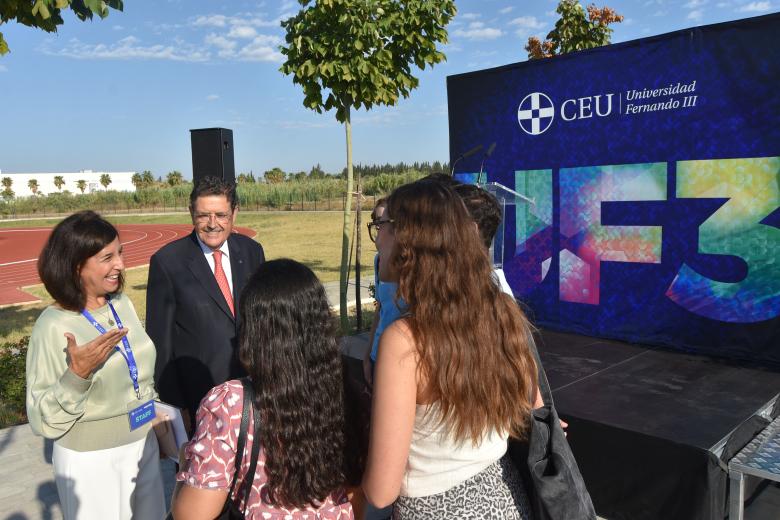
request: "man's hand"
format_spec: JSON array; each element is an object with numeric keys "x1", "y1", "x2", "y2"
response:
[{"x1": 65, "y1": 329, "x2": 128, "y2": 379}]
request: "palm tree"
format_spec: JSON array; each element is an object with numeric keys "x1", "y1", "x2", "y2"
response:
[
  {"x1": 100, "y1": 174, "x2": 112, "y2": 190},
  {"x1": 76, "y1": 179, "x2": 87, "y2": 194},
  {"x1": 53, "y1": 175, "x2": 65, "y2": 191},
  {"x1": 28, "y1": 178, "x2": 39, "y2": 195},
  {"x1": 0, "y1": 177, "x2": 12, "y2": 200},
  {"x1": 131, "y1": 172, "x2": 142, "y2": 189},
  {"x1": 166, "y1": 170, "x2": 183, "y2": 186},
  {"x1": 141, "y1": 170, "x2": 154, "y2": 186}
]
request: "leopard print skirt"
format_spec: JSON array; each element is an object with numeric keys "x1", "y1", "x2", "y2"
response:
[{"x1": 392, "y1": 456, "x2": 532, "y2": 519}]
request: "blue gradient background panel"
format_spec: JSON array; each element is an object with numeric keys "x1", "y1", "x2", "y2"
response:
[{"x1": 446, "y1": 14, "x2": 780, "y2": 366}]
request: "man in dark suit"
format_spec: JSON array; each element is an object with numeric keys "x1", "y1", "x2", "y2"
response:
[{"x1": 146, "y1": 176, "x2": 264, "y2": 429}]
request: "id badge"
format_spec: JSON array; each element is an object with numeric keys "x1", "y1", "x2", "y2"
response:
[{"x1": 127, "y1": 399, "x2": 156, "y2": 431}]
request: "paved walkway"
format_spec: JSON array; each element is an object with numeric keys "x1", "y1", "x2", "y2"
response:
[
  {"x1": 323, "y1": 278, "x2": 375, "y2": 312},
  {"x1": 2, "y1": 329, "x2": 778, "y2": 519},
  {"x1": 0, "y1": 333, "x2": 370, "y2": 520}
]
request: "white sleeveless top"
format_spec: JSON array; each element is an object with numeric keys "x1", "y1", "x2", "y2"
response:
[{"x1": 400, "y1": 403, "x2": 509, "y2": 497}]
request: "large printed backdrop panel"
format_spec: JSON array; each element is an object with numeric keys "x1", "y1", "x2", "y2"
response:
[{"x1": 447, "y1": 14, "x2": 780, "y2": 366}]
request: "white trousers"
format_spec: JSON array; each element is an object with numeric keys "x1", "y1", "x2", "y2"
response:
[{"x1": 53, "y1": 429, "x2": 166, "y2": 520}]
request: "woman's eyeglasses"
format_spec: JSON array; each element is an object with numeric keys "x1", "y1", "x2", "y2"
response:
[{"x1": 367, "y1": 219, "x2": 394, "y2": 243}]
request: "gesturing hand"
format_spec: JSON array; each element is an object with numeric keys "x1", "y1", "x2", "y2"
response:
[{"x1": 65, "y1": 328, "x2": 128, "y2": 380}]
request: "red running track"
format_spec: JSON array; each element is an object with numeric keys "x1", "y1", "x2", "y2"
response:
[{"x1": 0, "y1": 224, "x2": 256, "y2": 307}]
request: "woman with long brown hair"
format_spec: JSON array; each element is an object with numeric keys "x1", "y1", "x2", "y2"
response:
[{"x1": 361, "y1": 180, "x2": 538, "y2": 519}]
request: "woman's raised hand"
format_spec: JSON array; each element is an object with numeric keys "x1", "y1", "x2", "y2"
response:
[{"x1": 65, "y1": 329, "x2": 128, "y2": 379}]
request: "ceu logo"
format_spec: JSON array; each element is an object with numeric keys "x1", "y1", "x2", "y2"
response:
[{"x1": 517, "y1": 92, "x2": 555, "y2": 135}]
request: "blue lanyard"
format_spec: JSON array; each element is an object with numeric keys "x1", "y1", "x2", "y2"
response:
[{"x1": 81, "y1": 298, "x2": 141, "y2": 400}]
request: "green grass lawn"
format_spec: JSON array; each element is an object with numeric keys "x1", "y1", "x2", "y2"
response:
[{"x1": 0, "y1": 210, "x2": 378, "y2": 344}]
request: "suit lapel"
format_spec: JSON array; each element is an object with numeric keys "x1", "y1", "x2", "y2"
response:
[
  {"x1": 186, "y1": 232, "x2": 234, "y2": 321},
  {"x1": 228, "y1": 234, "x2": 247, "y2": 315}
]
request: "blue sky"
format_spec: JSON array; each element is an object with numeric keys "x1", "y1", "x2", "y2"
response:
[{"x1": 0, "y1": 0, "x2": 777, "y2": 178}]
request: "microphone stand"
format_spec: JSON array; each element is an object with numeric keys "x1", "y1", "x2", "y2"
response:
[
  {"x1": 477, "y1": 142, "x2": 496, "y2": 185},
  {"x1": 450, "y1": 144, "x2": 483, "y2": 176}
]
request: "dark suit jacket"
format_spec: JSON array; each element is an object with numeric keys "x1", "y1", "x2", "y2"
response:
[{"x1": 146, "y1": 230, "x2": 264, "y2": 417}]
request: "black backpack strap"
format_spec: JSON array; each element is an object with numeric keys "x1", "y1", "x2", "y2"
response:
[{"x1": 220, "y1": 378, "x2": 252, "y2": 514}]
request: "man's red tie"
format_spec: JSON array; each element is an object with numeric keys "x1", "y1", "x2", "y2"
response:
[{"x1": 212, "y1": 250, "x2": 234, "y2": 316}]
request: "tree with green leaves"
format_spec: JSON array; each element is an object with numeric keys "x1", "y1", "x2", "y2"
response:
[
  {"x1": 76, "y1": 179, "x2": 87, "y2": 194},
  {"x1": 27, "y1": 178, "x2": 39, "y2": 195},
  {"x1": 237, "y1": 172, "x2": 257, "y2": 184},
  {"x1": 166, "y1": 170, "x2": 183, "y2": 186},
  {"x1": 1, "y1": 176, "x2": 13, "y2": 200},
  {"x1": 131, "y1": 172, "x2": 142, "y2": 189},
  {"x1": 309, "y1": 163, "x2": 325, "y2": 179},
  {"x1": 53, "y1": 175, "x2": 65, "y2": 191},
  {"x1": 0, "y1": 0, "x2": 123, "y2": 56},
  {"x1": 141, "y1": 170, "x2": 154, "y2": 186},
  {"x1": 264, "y1": 167, "x2": 285, "y2": 184},
  {"x1": 99, "y1": 173, "x2": 111, "y2": 190},
  {"x1": 525, "y1": 0, "x2": 623, "y2": 59},
  {"x1": 280, "y1": 0, "x2": 456, "y2": 330}
]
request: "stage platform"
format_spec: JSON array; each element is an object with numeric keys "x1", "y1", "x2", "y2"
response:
[{"x1": 537, "y1": 329, "x2": 780, "y2": 520}]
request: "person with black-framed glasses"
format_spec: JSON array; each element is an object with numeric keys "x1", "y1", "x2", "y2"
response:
[{"x1": 363, "y1": 199, "x2": 407, "y2": 391}]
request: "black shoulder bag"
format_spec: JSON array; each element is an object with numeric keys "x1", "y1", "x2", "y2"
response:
[{"x1": 508, "y1": 336, "x2": 597, "y2": 520}]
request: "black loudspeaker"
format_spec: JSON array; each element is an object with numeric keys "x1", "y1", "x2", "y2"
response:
[{"x1": 190, "y1": 128, "x2": 235, "y2": 184}]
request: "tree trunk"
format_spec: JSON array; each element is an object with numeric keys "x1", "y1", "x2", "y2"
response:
[
  {"x1": 355, "y1": 172, "x2": 362, "y2": 331},
  {"x1": 339, "y1": 106, "x2": 354, "y2": 332}
]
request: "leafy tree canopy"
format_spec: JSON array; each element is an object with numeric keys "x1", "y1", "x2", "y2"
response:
[
  {"x1": 166, "y1": 170, "x2": 184, "y2": 186},
  {"x1": 264, "y1": 167, "x2": 285, "y2": 184},
  {"x1": 280, "y1": 0, "x2": 456, "y2": 122},
  {"x1": 309, "y1": 163, "x2": 325, "y2": 179},
  {"x1": 0, "y1": 0, "x2": 123, "y2": 55},
  {"x1": 280, "y1": 0, "x2": 455, "y2": 331},
  {"x1": 526, "y1": 0, "x2": 623, "y2": 59},
  {"x1": 237, "y1": 172, "x2": 257, "y2": 183}
]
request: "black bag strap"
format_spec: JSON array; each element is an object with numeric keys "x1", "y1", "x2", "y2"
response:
[
  {"x1": 219, "y1": 378, "x2": 252, "y2": 515},
  {"x1": 528, "y1": 332, "x2": 554, "y2": 408},
  {"x1": 236, "y1": 393, "x2": 262, "y2": 513}
]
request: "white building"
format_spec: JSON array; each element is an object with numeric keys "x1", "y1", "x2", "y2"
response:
[{"x1": 0, "y1": 170, "x2": 136, "y2": 198}]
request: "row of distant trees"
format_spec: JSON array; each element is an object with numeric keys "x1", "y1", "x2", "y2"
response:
[
  {"x1": 128, "y1": 160, "x2": 449, "y2": 189},
  {"x1": 1, "y1": 174, "x2": 112, "y2": 200},
  {"x1": 245, "y1": 161, "x2": 449, "y2": 185},
  {"x1": 1, "y1": 160, "x2": 447, "y2": 201}
]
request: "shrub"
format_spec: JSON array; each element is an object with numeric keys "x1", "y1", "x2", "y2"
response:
[{"x1": 0, "y1": 336, "x2": 28, "y2": 428}]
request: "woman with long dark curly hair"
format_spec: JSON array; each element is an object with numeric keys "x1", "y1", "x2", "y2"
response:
[
  {"x1": 361, "y1": 180, "x2": 538, "y2": 519},
  {"x1": 172, "y1": 259, "x2": 353, "y2": 519}
]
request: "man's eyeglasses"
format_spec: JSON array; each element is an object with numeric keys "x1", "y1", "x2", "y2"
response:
[
  {"x1": 194, "y1": 212, "x2": 232, "y2": 224},
  {"x1": 367, "y1": 219, "x2": 394, "y2": 243}
]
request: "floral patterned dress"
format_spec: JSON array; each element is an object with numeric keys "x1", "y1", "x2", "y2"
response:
[{"x1": 177, "y1": 380, "x2": 354, "y2": 519}]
